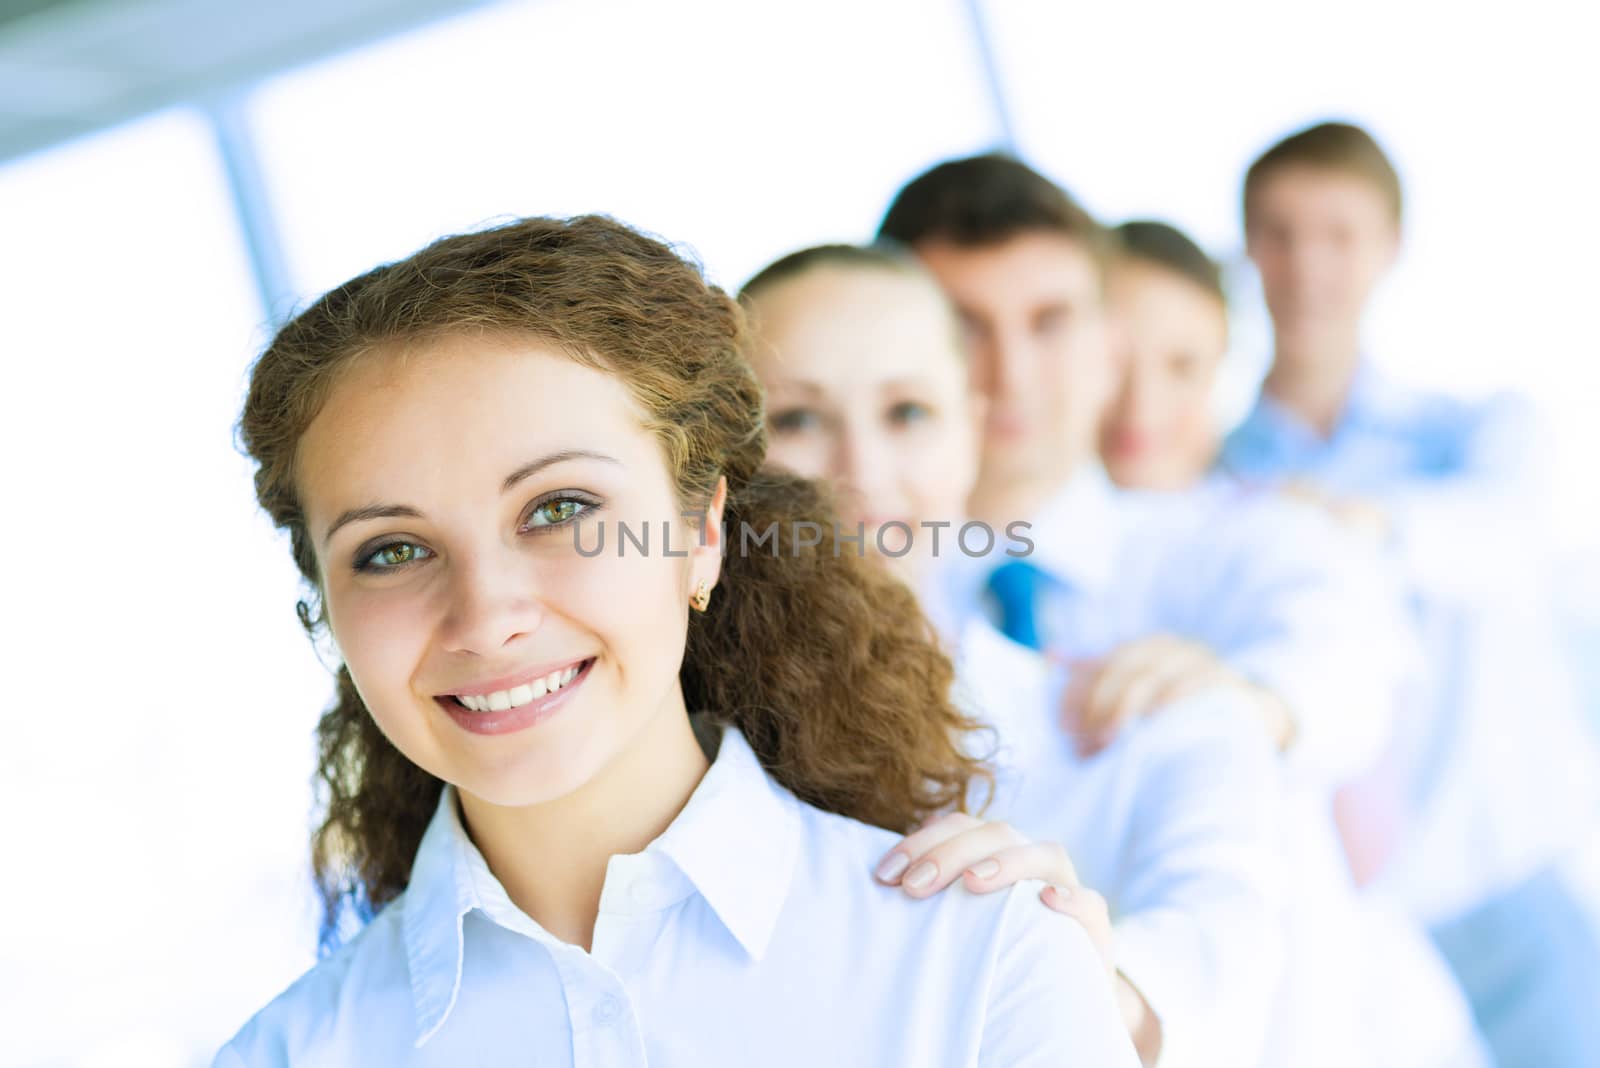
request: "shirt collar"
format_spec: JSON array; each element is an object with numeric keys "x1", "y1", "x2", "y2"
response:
[
  {"x1": 1240, "y1": 361, "x2": 1414, "y2": 451},
  {"x1": 1340, "y1": 362, "x2": 1420, "y2": 429},
  {"x1": 1024, "y1": 465, "x2": 1124, "y2": 593},
  {"x1": 399, "y1": 724, "x2": 800, "y2": 1047},
  {"x1": 648, "y1": 725, "x2": 800, "y2": 962},
  {"x1": 401, "y1": 786, "x2": 483, "y2": 1048}
]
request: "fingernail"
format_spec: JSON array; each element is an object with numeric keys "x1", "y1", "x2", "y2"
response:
[
  {"x1": 1048, "y1": 884, "x2": 1072, "y2": 901},
  {"x1": 903, "y1": 861, "x2": 937, "y2": 890},
  {"x1": 968, "y1": 859, "x2": 1001, "y2": 880},
  {"x1": 875, "y1": 852, "x2": 910, "y2": 883}
]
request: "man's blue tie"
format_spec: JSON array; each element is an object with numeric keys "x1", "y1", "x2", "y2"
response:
[{"x1": 985, "y1": 559, "x2": 1047, "y2": 651}]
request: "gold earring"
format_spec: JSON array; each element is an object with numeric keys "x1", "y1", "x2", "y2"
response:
[{"x1": 690, "y1": 579, "x2": 712, "y2": 613}]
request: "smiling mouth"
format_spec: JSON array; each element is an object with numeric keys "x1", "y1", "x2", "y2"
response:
[{"x1": 443, "y1": 657, "x2": 595, "y2": 713}]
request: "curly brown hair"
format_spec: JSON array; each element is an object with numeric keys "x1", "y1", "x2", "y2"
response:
[{"x1": 237, "y1": 215, "x2": 993, "y2": 948}]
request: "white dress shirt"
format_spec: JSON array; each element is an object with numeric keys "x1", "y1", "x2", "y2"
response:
[
  {"x1": 945, "y1": 466, "x2": 1414, "y2": 788},
  {"x1": 214, "y1": 726, "x2": 1139, "y2": 1068},
  {"x1": 956, "y1": 617, "x2": 1486, "y2": 1068},
  {"x1": 955, "y1": 618, "x2": 1287, "y2": 1068},
  {"x1": 938, "y1": 473, "x2": 1482, "y2": 1066}
]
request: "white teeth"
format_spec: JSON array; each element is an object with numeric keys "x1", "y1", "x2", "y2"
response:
[{"x1": 454, "y1": 663, "x2": 586, "y2": 713}]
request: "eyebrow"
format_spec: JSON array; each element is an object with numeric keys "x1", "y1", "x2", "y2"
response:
[
  {"x1": 765, "y1": 380, "x2": 826, "y2": 399},
  {"x1": 500, "y1": 449, "x2": 621, "y2": 493},
  {"x1": 880, "y1": 375, "x2": 940, "y2": 391},
  {"x1": 321, "y1": 504, "x2": 424, "y2": 548},
  {"x1": 320, "y1": 449, "x2": 622, "y2": 548}
]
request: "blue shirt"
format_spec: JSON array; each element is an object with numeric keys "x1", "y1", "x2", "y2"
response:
[
  {"x1": 213, "y1": 726, "x2": 1138, "y2": 1067},
  {"x1": 1224, "y1": 365, "x2": 1600, "y2": 921}
]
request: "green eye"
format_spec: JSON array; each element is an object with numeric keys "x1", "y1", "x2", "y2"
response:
[
  {"x1": 358, "y1": 541, "x2": 432, "y2": 572},
  {"x1": 888, "y1": 401, "x2": 933, "y2": 426},
  {"x1": 770, "y1": 408, "x2": 820, "y2": 435},
  {"x1": 526, "y1": 497, "x2": 589, "y2": 528}
]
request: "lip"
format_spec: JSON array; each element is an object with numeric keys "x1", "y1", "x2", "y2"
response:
[
  {"x1": 442, "y1": 655, "x2": 593, "y2": 698},
  {"x1": 1109, "y1": 432, "x2": 1151, "y2": 457},
  {"x1": 436, "y1": 657, "x2": 595, "y2": 736},
  {"x1": 986, "y1": 411, "x2": 1029, "y2": 439}
]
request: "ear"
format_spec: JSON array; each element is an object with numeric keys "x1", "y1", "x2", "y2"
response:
[{"x1": 691, "y1": 476, "x2": 728, "y2": 594}]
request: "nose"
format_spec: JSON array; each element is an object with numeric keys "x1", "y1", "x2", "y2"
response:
[
  {"x1": 834, "y1": 425, "x2": 894, "y2": 517},
  {"x1": 1285, "y1": 237, "x2": 1327, "y2": 292},
  {"x1": 984, "y1": 327, "x2": 1033, "y2": 402},
  {"x1": 1120, "y1": 360, "x2": 1163, "y2": 429},
  {"x1": 437, "y1": 547, "x2": 546, "y2": 657}
]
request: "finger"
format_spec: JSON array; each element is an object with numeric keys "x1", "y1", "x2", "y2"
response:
[
  {"x1": 1041, "y1": 884, "x2": 1110, "y2": 929},
  {"x1": 1115, "y1": 649, "x2": 1211, "y2": 725},
  {"x1": 874, "y1": 811, "x2": 982, "y2": 884},
  {"x1": 1148, "y1": 659, "x2": 1233, "y2": 710},
  {"x1": 1059, "y1": 669, "x2": 1092, "y2": 733},
  {"x1": 1075, "y1": 647, "x2": 1149, "y2": 738},
  {"x1": 1103, "y1": 662, "x2": 1172, "y2": 732},
  {"x1": 960, "y1": 841, "x2": 1080, "y2": 895},
  {"x1": 1040, "y1": 884, "x2": 1116, "y2": 968},
  {"x1": 1144, "y1": 637, "x2": 1240, "y2": 708},
  {"x1": 896, "y1": 821, "x2": 1032, "y2": 898},
  {"x1": 1081, "y1": 637, "x2": 1214, "y2": 749},
  {"x1": 1078, "y1": 642, "x2": 1174, "y2": 749}
]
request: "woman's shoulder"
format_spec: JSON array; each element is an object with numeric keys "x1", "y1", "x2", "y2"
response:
[
  {"x1": 212, "y1": 897, "x2": 416, "y2": 1066},
  {"x1": 785, "y1": 799, "x2": 1098, "y2": 969},
  {"x1": 776, "y1": 802, "x2": 1135, "y2": 1063}
]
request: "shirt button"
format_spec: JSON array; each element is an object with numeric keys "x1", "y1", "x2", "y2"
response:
[{"x1": 593, "y1": 995, "x2": 622, "y2": 1026}]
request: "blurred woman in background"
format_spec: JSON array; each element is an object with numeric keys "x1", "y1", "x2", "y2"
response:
[
  {"x1": 741, "y1": 243, "x2": 1288, "y2": 1066},
  {"x1": 1101, "y1": 217, "x2": 1487, "y2": 1067}
]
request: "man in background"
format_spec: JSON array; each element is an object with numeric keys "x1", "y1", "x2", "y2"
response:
[
  {"x1": 878, "y1": 155, "x2": 1433, "y2": 1068},
  {"x1": 1224, "y1": 120, "x2": 1600, "y2": 1066}
]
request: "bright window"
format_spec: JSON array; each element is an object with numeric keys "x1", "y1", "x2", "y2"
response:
[
  {"x1": 981, "y1": 0, "x2": 1600, "y2": 553},
  {"x1": 248, "y1": 0, "x2": 1003, "y2": 302},
  {"x1": 0, "y1": 110, "x2": 328, "y2": 1065}
]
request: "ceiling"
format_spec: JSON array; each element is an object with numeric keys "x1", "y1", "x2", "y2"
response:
[{"x1": 0, "y1": 0, "x2": 498, "y2": 163}]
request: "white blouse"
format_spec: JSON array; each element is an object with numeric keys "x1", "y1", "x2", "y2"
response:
[
  {"x1": 214, "y1": 726, "x2": 1139, "y2": 1067},
  {"x1": 955, "y1": 619, "x2": 1485, "y2": 1068},
  {"x1": 955, "y1": 618, "x2": 1288, "y2": 1068}
]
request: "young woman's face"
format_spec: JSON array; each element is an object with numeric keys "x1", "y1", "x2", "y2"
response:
[
  {"x1": 1101, "y1": 260, "x2": 1229, "y2": 490},
  {"x1": 747, "y1": 266, "x2": 979, "y2": 585},
  {"x1": 296, "y1": 336, "x2": 721, "y2": 808}
]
